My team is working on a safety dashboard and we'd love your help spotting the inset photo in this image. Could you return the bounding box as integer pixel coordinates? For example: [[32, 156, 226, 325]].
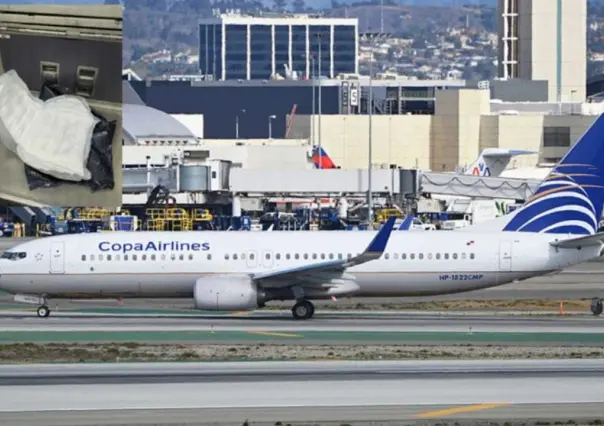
[[0, 4, 122, 208]]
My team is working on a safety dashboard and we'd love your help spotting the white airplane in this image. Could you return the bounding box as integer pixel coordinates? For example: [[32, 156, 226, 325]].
[[460, 148, 537, 177], [1, 117, 604, 320]]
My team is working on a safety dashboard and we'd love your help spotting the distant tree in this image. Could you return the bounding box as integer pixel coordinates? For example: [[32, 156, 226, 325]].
[[292, 0, 305, 12], [273, 0, 287, 11], [104, 0, 121, 4]]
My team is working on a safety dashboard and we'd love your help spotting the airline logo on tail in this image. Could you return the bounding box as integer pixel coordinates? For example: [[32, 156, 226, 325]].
[[312, 146, 337, 169], [472, 162, 491, 177], [502, 114, 604, 236]]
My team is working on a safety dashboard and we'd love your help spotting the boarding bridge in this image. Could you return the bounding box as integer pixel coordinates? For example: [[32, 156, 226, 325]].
[[123, 164, 542, 201], [419, 172, 541, 200]]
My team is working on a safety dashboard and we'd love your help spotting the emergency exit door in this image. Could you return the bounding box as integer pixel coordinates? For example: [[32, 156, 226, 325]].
[[498, 240, 512, 272], [50, 241, 65, 274]]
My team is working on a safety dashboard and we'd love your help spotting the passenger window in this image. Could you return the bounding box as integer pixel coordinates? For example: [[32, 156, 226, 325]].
[[427, 253, 433, 260], [394, 253, 399, 260], [124, 254, 128, 261], [265, 253, 271, 260], [179, 254, 184, 261], [233, 253, 238, 260], [249, 253, 254, 260], [116, 254, 121, 261], [338, 253, 343, 260], [286, 253, 291, 260], [304, 254, 309, 260], [294, 254, 299, 260], [207, 254, 212, 260], [81, 254, 86, 261], [347, 253, 352, 259], [241, 253, 246, 260], [470, 253, 475, 259], [188, 254, 193, 260], [99, 255, 104, 261], [453, 253, 458, 260], [436, 253, 441, 260], [170, 254, 175, 261], [151, 254, 156, 261], [18, 252, 26, 259], [329, 253, 334, 260], [444, 253, 449, 260], [321, 253, 326, 260], [276, 253, 281, 260], [142, 254, 147, 261], [133, 255, 138, 261], [419, 253, 424, 260], [402, 253, 406, 260], [410, 254, 415, 260], [161, 254, 166, 261], [312, 253, 317, 260], [91, 254, 95, 261], [225, 254, 230, 260], [384, 253, 390, 259], [107, 254, 112, 261], [462, 253, 467, 260]]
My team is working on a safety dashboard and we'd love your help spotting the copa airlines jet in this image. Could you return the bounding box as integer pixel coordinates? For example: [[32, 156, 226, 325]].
[[2, 117, 604, 320]]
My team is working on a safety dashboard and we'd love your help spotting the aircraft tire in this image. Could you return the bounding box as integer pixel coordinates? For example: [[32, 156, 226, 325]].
[[37, 306, 50, 318], [292, 300, 314, 320], [590, 298, 603, 316]]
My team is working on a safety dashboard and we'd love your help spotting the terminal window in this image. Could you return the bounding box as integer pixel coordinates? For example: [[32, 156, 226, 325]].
[[309, 25, 331, 78], [250, 25, 272, 79], [543, 126, 571, 147], [333, 25, 356, 75], [291, 25, 307, 77], [274, 25, 289, 76], [225, 24, 247, 80]]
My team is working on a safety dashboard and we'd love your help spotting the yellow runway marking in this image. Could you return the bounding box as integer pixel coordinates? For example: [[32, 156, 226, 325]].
[[414, 403, 510, 418], [247, 330, 302, 338]]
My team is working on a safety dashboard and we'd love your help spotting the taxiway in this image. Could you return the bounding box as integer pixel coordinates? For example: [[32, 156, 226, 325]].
[[0, 360, 603, 425]]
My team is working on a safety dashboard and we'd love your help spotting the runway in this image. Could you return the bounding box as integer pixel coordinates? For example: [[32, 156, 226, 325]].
[[0, 311, 602, 345], [1, 360, 604, 425]]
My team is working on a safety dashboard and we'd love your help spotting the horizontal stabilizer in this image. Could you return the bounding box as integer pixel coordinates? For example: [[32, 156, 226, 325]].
[[550, 232, 604, 249]]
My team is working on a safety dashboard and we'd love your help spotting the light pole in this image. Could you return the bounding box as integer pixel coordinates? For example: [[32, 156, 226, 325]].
[[268, 115, 276, 139], [316, 32, 323, 169], [236, 108, 246, 139], [309, 54, 316, 150]]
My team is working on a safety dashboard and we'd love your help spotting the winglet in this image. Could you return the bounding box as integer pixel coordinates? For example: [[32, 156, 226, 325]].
[[366, 216, 397, 253], [398, 215, 414, 231]]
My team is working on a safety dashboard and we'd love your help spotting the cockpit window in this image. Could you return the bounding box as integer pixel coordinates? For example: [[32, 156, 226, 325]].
[[1, 252, 26, 260]]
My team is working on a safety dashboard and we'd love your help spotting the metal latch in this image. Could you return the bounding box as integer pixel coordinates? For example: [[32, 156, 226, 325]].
[[75, 65, 98, 98], [40, 61, 60, 86]]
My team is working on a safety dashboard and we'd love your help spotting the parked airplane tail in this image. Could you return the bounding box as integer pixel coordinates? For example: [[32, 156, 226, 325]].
[[465, 148, 536, 177], [502, 114, 604, 236], [312, 146, 337, 169]]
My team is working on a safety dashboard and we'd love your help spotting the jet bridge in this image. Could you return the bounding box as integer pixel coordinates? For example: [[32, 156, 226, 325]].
[[420, 172, 541, 200]]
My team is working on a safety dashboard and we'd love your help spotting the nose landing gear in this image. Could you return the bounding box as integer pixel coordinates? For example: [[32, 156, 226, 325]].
[[36, 305, 51, 318], [591, 298, 603, 316]]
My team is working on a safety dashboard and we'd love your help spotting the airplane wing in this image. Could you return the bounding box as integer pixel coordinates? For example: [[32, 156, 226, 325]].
[[549, 232, 604, 249], [252, 216, 397, 288], [398, 215, 413, 230]]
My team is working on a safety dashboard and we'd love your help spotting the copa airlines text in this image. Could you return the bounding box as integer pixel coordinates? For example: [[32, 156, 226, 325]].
[[2, 114, 604, 319]]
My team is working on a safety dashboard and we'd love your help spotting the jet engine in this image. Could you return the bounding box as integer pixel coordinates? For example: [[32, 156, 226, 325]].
[[193, 275, 265, 311]]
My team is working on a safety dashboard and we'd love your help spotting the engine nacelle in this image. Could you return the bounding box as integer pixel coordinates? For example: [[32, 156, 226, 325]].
[[193, 274, 264, 311]]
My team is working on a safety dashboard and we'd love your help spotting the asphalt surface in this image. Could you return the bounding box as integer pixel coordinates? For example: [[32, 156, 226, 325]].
[[0, 361, 603, 425]]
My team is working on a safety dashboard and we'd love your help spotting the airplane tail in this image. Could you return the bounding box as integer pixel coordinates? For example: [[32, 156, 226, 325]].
[[501, 114, 604, 236], [465, 148, 536, 177], [312, 146, 337, 169]]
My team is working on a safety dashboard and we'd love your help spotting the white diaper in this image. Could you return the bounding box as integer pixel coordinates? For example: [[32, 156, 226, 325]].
[[0, 69, 98, 182]]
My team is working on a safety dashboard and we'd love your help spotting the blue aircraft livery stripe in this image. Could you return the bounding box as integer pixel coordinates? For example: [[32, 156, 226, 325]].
[[99, 241, 210, 253], [503, 114, 604, 236]]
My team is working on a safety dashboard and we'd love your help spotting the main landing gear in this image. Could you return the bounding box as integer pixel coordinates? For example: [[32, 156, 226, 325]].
[[292, 300, 315, 320], [37, 305, 51, 318], [591, 298, 603, 316]]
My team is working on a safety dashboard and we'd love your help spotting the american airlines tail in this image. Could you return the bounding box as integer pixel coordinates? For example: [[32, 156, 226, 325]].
[[476, 115, 604, 238], [464, 148, 536, 177]]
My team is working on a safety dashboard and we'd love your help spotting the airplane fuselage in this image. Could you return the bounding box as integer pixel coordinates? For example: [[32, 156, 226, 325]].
[[0, 230, 597, 299]]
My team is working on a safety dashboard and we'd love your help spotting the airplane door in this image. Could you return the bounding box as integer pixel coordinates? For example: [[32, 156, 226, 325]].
[[262, 250, 274, 268], [246, 250, 257, 268], [498, 240, 512, 272], [50, 241, 65, 274]]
